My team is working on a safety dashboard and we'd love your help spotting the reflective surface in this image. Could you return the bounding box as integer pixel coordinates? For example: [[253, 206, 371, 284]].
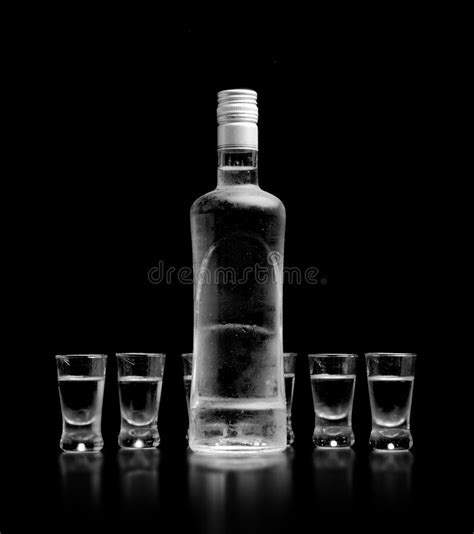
[[59, 452, 104, 519], [313, 448, 355, 513], [118, 450, 160, 519], [0, 446, 465, 532], [369, 450, 414, 511], [188, 452, 293, 534]]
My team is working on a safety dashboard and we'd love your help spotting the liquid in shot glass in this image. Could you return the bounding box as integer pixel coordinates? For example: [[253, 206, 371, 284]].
[[117, 353, 166, 449], [308, 354, 357, 448], [56, 354, 107, 452], [366, 352, 416, 451]]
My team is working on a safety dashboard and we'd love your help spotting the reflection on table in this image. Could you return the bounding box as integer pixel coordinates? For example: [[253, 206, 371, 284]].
[[188, 451, 294, 534], [58, 452, 104, 519], [369, 451, 414, 512], [54, 447, 417, 529], [118, 449, 160, 519], [313, 448, 355, 512]]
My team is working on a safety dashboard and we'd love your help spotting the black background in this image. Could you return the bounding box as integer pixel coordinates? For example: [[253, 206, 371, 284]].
[[2, 12, 465, 533]]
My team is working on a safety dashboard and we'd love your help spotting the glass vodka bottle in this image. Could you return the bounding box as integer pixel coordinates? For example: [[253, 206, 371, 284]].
[[189, 89, 287, 454]]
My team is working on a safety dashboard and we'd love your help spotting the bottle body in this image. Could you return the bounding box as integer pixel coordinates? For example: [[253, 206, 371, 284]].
[[189, 155, 286, 453]]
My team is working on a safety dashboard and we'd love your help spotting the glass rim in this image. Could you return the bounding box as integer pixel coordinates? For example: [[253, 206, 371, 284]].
[[55, 353, 107, 359], [365, 352, 416, 357], [308, 353, 358, 358], [283, 352, 297, 357], [181, 353, 193, 357], [116, 352, 166, 358]]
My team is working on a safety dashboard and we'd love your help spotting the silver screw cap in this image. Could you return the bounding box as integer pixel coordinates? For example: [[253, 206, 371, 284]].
[[217, 89, 258, 124]]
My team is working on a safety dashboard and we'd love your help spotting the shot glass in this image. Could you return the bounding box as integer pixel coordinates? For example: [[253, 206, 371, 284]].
[[308, 354, 357, 448], [366, 352, 416, 451], [284, 353, 297, 445], [56, 354, 107, 452], [117, 353, 166, 449], [182, 353, 193, 420]]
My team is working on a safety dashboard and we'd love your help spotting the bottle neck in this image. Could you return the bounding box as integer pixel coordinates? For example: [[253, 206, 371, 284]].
[[217, 149, 259, 187]]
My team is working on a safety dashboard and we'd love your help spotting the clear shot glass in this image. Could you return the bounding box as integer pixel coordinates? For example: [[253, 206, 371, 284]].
[[182, 353, 193, 421], [182, 353, 193, 440], [366, 352, 416, 451], [308, 354, 357, 448], [283, 353, 297, 445], [56, 354, 107, 452], [117, 353, 166, 449]]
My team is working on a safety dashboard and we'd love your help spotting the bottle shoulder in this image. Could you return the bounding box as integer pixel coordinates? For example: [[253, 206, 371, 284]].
[[191, 185, 285, 217]]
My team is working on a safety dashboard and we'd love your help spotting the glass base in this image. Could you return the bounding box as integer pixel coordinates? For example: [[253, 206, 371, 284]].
[[60, 430, 103, 452], [189, 445, 287, 455], [313, 426, 354, 448], [189, 438, 287, 455], [184, 430, 295, 449], [370, 429, 412, 451], [118, 428, 159, 449]]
